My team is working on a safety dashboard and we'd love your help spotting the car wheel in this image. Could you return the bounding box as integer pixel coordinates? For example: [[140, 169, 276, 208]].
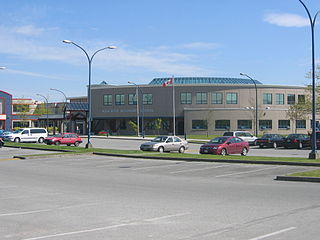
[[259, 144, 264, 148], [273, 142, 277, 149], [38, 137, 44, 143], [74, 142, 80, 147], [298, 142, 303, 149], [221, 148, 227, 156], [241, 147, 248, 156], [54, 141, 61, 146], [178, 146, 185, 153], [158, 146, 164, 153], [67, 144, 71, 146], [14, 137, 20, 143]]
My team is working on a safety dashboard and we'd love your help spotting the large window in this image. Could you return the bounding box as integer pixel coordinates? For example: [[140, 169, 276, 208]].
[[296, 120, 306, 129], [226, 93, 237, 104], [212, 92, 223, 104], [143, 93, 153, 105], [192, 120, 207, 130], [287, 94, 295, 105], [259, 120, 272, 130], [276, 93, 284, 105], [180, 92, 192, 104], [237, 120, 252, 130], [196, 92, 207, 104], [103, 94, 112, 106], [263, 93, 272, 104], [215, 120, 230, 130], [128, 94, 137, 105], [115, 94, 125, 105], [278, 120, 290, 129]]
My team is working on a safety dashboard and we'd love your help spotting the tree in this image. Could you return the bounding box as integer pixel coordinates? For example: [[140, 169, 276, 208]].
[[286, 103, 308, 133], [154, 118, 162, 135], [128, 120, 138, 135]]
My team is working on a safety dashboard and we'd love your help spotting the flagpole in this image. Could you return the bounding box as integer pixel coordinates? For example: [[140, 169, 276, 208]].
[[172, 75, 176, 136]]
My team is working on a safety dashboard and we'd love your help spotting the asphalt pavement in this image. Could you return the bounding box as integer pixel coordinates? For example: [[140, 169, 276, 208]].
[[0, 154, 319, 240]]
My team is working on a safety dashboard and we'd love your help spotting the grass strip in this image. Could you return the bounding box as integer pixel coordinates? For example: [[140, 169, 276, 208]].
[[288, 169, 320, 177]]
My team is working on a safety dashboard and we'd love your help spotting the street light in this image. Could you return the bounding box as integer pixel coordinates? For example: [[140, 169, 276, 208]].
[[36, 94, 49, 131], [128, 81, 140, 137], [298, 0, 319, 159], [63, 40, 116, 148], [240, 73, 258, 136], [50, 88, 68, 133]]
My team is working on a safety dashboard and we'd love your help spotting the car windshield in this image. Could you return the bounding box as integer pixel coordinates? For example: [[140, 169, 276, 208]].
[[223, 132, 233, 136], [209, 137, 228, 144], [152, 136, 168, 142], [13, 129, 23, 134], [261, 134, 273, 138], [53, 134, 62, 138]]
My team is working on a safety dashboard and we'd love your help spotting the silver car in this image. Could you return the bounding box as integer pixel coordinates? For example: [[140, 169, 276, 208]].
[[140, 136, 188, 153]]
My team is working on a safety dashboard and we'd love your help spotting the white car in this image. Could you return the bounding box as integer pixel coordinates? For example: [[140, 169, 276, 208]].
[[223, 131, 257, 145], [6, 128, 48, 143], [140, 136, 188, 153]]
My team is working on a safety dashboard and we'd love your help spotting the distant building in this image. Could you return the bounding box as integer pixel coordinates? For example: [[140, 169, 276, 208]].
[[0, 90, 12, 130]]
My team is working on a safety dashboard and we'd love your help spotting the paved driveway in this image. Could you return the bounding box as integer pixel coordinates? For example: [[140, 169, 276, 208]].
[[0, 154, 319, 240], [0, 146, 59, 160]]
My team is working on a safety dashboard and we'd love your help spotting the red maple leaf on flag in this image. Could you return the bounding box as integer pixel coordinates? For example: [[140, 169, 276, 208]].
[[163, 77, 174, 87]]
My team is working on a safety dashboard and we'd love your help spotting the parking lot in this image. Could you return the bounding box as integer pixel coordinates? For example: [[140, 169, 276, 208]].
[[1, 154, 320, 239]]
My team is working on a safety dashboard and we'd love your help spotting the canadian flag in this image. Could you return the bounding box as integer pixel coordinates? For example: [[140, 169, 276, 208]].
[[163, 77, 174, 87]]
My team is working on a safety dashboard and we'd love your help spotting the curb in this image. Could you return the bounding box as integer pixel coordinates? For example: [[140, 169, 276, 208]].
[[275, 176, 320, 183], [4, 145, 75, 153], [92, 152, 320, 167]]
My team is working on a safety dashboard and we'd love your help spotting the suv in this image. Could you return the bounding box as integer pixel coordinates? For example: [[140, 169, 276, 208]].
[[223, 131, 257, 145], [6, 128, 48, 143]]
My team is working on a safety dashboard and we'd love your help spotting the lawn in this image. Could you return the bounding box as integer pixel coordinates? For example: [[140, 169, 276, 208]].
[[288, 169, 320, 178]]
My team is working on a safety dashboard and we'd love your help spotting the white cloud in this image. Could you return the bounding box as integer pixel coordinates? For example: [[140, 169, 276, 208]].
[[264, 13, 309, 27], [14, 25, 44, 36], [179, 42, 220, 50]]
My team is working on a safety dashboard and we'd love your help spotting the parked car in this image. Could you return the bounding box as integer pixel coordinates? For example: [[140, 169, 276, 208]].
[[256, 134, 286, 148], [223, 131, 257, 145], [283, 134, 310, 149], [6, 128, 48, 143], [199, 136, 249, 156], [140, 136, 188, 153], [0, 137, 4, 148], [0, 130, 12, 139], [44, 133, 82, 146]]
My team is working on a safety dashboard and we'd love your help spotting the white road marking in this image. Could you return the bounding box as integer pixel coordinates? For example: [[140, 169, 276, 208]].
[[215, 166, 281, 178], [170, 164, 231, 174], [21, 212, 190, 240], [248, 227, 296, 240]]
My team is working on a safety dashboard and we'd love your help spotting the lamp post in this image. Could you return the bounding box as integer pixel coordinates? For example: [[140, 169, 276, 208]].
[[63, 40, 116, 148], [50, 88, 68, 133], [36, 94, 49, 131], [240, 73, 258, 136], [128, 81, 140, 136], [298, 0, 319, 159]]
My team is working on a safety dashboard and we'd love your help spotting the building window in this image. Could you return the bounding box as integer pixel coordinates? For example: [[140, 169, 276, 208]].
[[143, 93, 153, 105], [192, 120, 207, 130], [180, 92, 192, 104], [226, 93, 237, 104], [298, 95, 305, 104], [296, 120, 306, 129], [212, 92, 223, 104], [259, 120, 272, 130], [238, 120, 252, 130], [196, 92, 207, 104], [119, 119, 126, 130], [276, 93, 284, 105], [215, 120, 230, 130], [128, 94, 137, 105], [115, 94, 125, 105], [103, 94, 112, 106], [287, 94, 295, 105], [278, 120, 290, 129], [263, 93, 272, 104]]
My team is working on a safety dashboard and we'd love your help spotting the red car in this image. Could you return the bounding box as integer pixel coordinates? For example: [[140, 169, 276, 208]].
[[44, 133, 82, 146], [199, 136, 249, 156]]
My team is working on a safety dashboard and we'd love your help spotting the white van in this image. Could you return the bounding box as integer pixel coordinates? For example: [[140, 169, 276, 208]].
[[223, 131, 257, 145], [7, 128, 48, 143]]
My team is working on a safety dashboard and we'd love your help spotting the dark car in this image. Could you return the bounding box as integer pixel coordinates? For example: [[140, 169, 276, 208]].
[[199, 136, 249, 156], [44, 133, 82, 146], [0, 137, 4, 148], [256, 134, 285, 148], [283, 134, 310, 149]]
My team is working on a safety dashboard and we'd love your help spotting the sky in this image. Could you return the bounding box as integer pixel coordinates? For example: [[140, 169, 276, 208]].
[[0, 0, 319, 102]]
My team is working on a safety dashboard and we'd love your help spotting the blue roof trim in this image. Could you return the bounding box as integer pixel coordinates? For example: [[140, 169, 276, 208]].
[[149, 77, 262, 85]]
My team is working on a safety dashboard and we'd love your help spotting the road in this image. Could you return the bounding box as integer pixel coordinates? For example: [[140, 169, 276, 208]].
[[80, 137, 311, 158], [0, 154, 319, 239]]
